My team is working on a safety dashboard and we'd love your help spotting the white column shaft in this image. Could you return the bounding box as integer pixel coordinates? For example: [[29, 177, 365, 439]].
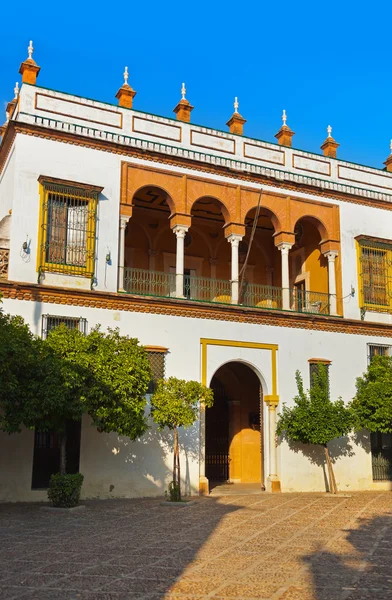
[[279, 243, 292, 310], [228, 235, 242, 304], [327, 252, 338, 315], [268, 405, 277, 478], [174, 226, 188, 298], [118, 217, 129, 291]]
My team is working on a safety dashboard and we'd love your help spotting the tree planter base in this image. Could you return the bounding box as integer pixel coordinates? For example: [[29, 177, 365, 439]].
[[40, 505, 86, 513], [160, 500, 196, 507]]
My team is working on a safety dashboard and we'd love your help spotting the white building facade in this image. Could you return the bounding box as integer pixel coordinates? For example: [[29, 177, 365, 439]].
[[1, 45, 392, 501]]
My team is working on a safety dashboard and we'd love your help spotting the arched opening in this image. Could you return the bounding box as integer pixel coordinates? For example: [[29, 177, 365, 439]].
[[206, 362, 264, 489], [186, 197, 231, 302], [290, 217, 329, 313], [125, 186, 175, 296], [240, 208, 281, 309]]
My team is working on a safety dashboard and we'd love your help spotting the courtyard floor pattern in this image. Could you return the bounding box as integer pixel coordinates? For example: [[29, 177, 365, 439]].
[[0, 492, 392, 600]]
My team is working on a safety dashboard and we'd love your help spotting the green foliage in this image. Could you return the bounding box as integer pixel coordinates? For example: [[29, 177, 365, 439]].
[[47, 473, 84, 508], [45, 325, 152, 440], [151, 377, 214, 430], [351, 355, 392, 433], [0, 311, 71, 434], [166, 480, 181, 502], [277, 364, 353, 445]]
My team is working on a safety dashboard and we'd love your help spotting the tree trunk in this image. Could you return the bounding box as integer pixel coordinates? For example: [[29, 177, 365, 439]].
[[59, 432, 67, 476], [323, 443, 338, 494]]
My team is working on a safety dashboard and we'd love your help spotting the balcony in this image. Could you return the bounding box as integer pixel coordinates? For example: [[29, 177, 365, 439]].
[[122, 268, 332, 316]]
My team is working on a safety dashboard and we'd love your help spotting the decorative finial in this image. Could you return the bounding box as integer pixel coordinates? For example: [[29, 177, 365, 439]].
[[327, 125, 332, 138], [14, 82, 19, 99], [28, 40, 33, 60], [123, 67, 129, 86], [5, 111, 10, 123], [390, 140, 392, 155], [181, 82, 186, 100], [282, 109, 287, 126], [234, 97, 239, 114]]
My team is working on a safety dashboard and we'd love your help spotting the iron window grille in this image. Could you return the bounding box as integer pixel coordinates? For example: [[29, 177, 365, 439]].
[[371, 432, 392, 481], [147, 351, 166, 394], [367, 344, 392, 364], [38, 178, 100, 278], [358, 239, 392, 313], [41, 314, 88, 339]]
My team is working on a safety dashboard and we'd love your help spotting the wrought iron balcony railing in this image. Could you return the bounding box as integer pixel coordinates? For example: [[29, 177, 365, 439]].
[[122, 268, 333, 316]]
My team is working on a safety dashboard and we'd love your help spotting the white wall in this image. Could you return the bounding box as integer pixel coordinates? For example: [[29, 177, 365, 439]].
[[0, 145, 16, 219], [7, 135, 120, 293], [1, 296, 391, 500]]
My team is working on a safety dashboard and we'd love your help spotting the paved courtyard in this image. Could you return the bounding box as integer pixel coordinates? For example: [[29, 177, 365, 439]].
[[1, 492, 392, 600]]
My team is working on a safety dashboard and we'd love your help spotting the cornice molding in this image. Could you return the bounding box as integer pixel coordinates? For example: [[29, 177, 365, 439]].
[[2, 120, 392, 212], [1, 280, 392, 337]]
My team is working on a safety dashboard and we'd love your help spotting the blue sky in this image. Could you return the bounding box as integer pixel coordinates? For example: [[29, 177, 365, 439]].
[[1, 0, 392, 170]]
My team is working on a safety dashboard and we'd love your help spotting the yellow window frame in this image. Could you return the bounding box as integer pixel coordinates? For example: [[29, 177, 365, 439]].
[[356, 239, 392, 313], [37, 179, 100, 278]]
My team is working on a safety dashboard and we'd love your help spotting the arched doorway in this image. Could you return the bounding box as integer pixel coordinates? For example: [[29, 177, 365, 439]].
[[205, 362, 264, 488]]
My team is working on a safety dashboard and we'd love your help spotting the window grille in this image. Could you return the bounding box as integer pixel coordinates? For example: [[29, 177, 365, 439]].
[[147, 351, 166, 394], [41, 314, 88, 339], [38, 178, 99, 277], [367, 344, 391, 364], [358, 240, 392, 313], [371, 432, 392, 481], [309, 361, 330, 396]]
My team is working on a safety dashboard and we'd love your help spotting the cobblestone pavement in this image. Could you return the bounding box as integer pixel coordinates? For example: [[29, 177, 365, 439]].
[[1, 492, 392, 600]]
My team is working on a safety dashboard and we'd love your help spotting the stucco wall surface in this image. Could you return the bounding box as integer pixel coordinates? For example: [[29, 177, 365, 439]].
[[1, 297, 391, 501]]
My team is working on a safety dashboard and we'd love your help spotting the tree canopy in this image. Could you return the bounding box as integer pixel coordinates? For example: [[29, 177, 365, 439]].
[[44, 325, 152, 439], [277, 365, 352, 445], [351, 355, 392, 433], [151, 377, 214, 431]]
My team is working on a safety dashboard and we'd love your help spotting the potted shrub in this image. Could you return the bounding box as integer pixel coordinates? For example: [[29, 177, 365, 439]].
[[47, 473, 84, 508]]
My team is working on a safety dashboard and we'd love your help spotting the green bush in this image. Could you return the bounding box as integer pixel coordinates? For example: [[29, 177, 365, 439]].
[[47, 473, 84, 508], [167, 480, 181, 502]]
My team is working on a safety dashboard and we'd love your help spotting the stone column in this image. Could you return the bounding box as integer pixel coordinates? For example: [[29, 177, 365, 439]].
[[173, 225, 189, 298], [199, 403, 209, 495], [118, 216, 130, 292], [325, 251, 338, 316], [228, 234, 243, 304], [266, 402, 280, 492], [278, 243, 293, 310]]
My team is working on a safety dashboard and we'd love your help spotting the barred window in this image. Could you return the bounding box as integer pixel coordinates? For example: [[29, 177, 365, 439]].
[[368, 344, 391, 364], [38, 176, 102, 277], [309, 360, 330, 395], [358, 239, 392, 312], [146, 347, 167, 394], [41, 314, 87, 339]]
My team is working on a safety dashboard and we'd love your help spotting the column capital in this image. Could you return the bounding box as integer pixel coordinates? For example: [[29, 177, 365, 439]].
[[264, 394, 279, 406], [209, 257, 219, 266], [148, 248, 159, 257], [173, 224, 189, 238], [277, 242, 293, 254], [324, 250, 339, 261], [227, 233, 243, 247], [119, 215, 130, 229]]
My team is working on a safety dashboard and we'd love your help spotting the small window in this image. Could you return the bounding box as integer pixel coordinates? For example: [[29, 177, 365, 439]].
[[38, 176, 102, 277], [357, 238, 392, 313], [32, 419, 81, 489], [146, 348, 167, 394], [309, 360, 330, 395], [371, 432, 392, 481], [41, 314, 87, 339], [368, 344, 391, 364]]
